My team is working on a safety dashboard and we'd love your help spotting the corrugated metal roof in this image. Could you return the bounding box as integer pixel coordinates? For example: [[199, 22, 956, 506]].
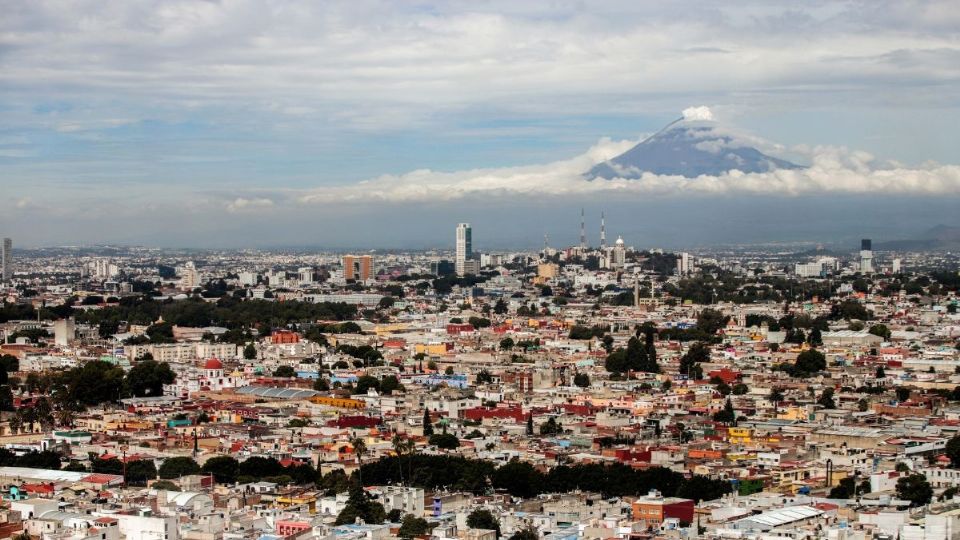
[[737, 505, 822, 528]]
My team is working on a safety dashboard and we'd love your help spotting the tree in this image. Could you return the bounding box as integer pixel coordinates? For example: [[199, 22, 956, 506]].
[[201, 456, 239, 484], [159, 456, 200, 479], [508, 526, 538, 540], [125, 360, 176, 397], [354, 375, 381, 395], [335, 483, 386, 525], [422, 410, 433, 436], [876, 365, 886, 378], [59, 360, 127, 406], [526, 414, 533, 436], [476, 370, 494, 385], [351, 437, 367, 486], [869, 324, 892, 340], [429, 433, 460, 450], [125, 460, 158, 486], [794, 349, 827, 375], [397, 514, 431, 538], [499, 337, 514, 350], [769, 387, 785, 404], [946, 435, 960, 467], [573, 373, 590, 388], [152, 479, 181, 491], [468, 316, 491, 329], [380, 375, 403, 395], [243, 343, 257, 360], [817, 388, 836, 409], [896, 474, 933, 507], [829, 476, 870, 499], [679, 342, 710, 377], [466, 509, 501, 538], [713, 399, 736, 425], [895, 386, 911, 402], [539, 417, 562, 435], [273, 365, 296, 378], [808, 327, 823, 347], [731, 383, 749, 396]]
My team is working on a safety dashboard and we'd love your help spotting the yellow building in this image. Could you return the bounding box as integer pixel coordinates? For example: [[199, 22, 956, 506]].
[[727, 427, 754, 444], [414, 343, 451, 356], [308, 396, 366, 409], [275, 493, 318, 513], [537, 263, 559, 279]]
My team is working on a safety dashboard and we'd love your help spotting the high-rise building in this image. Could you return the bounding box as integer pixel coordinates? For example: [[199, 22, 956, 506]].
[[859, 238, 874, 274], [297, 267, 315, 285], [892, 258, 902, 274], [600, 212, 606, 250], [1, 237, 11, 282], [179, 261, 200, 290], [677, 252, 692, 275], [611, 236, 626, 268], [54, 318, 76, 347], [579, 208, 586, 249], [342, 255, 374, 282], [455, 223, 473, 276]]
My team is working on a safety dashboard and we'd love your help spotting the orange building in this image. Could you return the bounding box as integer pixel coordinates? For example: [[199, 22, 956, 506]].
[[271, 330, 301, 344], [342, 255, 374, 281]]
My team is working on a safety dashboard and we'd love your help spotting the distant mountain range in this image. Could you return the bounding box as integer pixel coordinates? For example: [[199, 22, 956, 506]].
[[876, 225, 960, 251], [587, 108, 802, 179]]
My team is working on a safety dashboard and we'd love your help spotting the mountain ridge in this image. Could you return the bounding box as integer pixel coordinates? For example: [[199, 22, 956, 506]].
[[587, 108, 803, 179]]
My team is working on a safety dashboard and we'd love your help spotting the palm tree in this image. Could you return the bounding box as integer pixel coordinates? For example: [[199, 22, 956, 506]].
[[392, 434, 406, 484], [403, 438, 417, 482], [56, 407, 75, 428], [9, 411, 23, 435], [351, 437, 367, 486]]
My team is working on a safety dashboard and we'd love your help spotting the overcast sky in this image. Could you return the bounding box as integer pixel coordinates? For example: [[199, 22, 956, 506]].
[[1, 0, 959, 248]]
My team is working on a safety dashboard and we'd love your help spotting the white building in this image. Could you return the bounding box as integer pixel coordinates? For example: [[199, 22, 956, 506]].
[[456, 223, 473, 276], [54, 318, 76, 347], [179, 261, 200, 291]]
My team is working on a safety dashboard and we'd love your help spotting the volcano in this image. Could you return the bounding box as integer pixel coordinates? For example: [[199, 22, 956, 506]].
[[587, 107, 803, 179]]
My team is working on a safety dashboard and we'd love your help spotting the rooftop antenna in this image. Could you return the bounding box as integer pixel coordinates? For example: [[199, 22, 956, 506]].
[[600, 212, 607, 250], [543, 233, 549, 252], [580, 208, 586, 249]]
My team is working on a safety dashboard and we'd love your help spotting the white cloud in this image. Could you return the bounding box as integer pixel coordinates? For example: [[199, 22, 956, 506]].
[[295, 138, 960, 204], [682, 106, 715, 121], [2, 1, 958, 133], [226, 197, 275, 212]]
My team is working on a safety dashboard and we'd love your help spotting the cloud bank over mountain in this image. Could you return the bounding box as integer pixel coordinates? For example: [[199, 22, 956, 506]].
[[293, 137, 960, 206]]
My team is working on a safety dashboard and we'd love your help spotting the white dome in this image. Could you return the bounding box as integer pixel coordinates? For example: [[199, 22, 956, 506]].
[[615, 236, 625, 246]]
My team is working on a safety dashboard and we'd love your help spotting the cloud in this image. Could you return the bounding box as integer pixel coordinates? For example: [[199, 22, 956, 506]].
[[682, 106, 715, 121], [295, 138, 960, 205], [2, 1, 959, 135], [225, 197, 275, 212]]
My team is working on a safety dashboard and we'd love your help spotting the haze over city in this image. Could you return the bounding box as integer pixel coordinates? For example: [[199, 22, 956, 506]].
[[2, 0, 959, 248]]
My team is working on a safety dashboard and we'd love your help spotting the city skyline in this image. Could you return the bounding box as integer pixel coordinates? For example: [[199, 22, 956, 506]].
[[2, 1, 959, 247]]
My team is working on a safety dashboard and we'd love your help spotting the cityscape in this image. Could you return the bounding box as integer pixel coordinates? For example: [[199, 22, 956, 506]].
[[2, 2, 960, 540]]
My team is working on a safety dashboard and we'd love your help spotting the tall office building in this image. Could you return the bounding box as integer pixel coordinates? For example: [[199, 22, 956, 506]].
[[54, 318, 76, 347], [859, 238, 874, 274], [677, 252, 691, 275], [455, 223, 473, 276], [1, 237, 11, 282], [342, 255, 374, 282], [179, 261, 200, 290]]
